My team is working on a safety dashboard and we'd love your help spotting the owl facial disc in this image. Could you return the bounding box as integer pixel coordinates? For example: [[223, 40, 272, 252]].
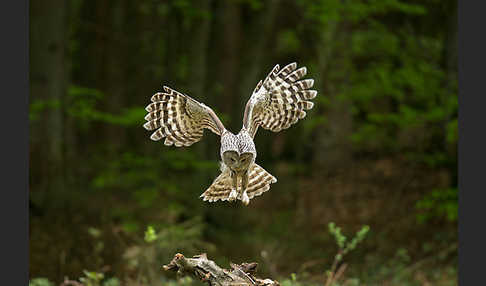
[[222, 151, 254, 173]]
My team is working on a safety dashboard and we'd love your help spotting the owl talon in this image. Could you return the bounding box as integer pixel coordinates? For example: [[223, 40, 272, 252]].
[[241, 191, 250, 206], [229, 188, 237, 201]]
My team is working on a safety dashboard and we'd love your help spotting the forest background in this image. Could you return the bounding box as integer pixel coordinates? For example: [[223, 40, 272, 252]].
[[29, 0, 457, 285]]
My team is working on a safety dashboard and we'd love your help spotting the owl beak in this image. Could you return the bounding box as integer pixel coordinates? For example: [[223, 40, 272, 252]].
[[231, 166, 241, 172]]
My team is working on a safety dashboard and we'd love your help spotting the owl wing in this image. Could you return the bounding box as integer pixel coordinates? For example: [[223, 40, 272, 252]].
[[242, 62, 317, 138], [143, 86, 226, 147]]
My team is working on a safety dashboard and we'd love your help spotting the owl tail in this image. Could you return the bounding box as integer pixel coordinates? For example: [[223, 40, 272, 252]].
[[200, 163, 277, 204]]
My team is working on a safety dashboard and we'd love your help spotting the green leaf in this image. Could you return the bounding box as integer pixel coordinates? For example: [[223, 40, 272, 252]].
[[144, 225, 158, 243]]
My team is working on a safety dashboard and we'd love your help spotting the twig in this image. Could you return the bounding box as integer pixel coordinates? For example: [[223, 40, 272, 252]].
[[399, 243, 458, 275], [60, 277, 84, 286], [298, 258, 327, 273], [332, 263, 348, 283], [325, 250, 342, 286]]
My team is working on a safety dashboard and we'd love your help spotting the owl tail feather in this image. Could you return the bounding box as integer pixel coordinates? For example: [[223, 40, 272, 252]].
[[200, 163, 277, 204]]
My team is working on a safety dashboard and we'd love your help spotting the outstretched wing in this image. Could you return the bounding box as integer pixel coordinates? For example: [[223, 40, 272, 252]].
[[143, 86, 226, 147], [243, 62, 317, 138]]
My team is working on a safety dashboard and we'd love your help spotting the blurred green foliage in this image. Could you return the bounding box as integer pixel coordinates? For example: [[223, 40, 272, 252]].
[[416, 188, 458, 223], [328, 223, 369, 259], [144, 226, 158, 243], [66, 85, 146, 128], [29, 278, 54, 286]]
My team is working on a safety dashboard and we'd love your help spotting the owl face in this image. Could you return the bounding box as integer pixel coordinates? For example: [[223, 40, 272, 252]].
[[222, 151, 254, 173]]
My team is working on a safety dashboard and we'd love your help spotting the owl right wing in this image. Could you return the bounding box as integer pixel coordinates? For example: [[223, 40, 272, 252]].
[[242, 62, 317, 138], [143, 86, 226, 147]]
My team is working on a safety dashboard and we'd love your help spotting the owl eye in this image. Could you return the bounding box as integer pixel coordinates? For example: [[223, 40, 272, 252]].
[[231, 158, 236, 163], [241, 158, 246, 162]]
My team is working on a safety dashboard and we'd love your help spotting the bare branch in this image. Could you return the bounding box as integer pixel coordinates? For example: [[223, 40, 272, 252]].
[[60, 277, 84, 286], [163, 253, 279, 286]]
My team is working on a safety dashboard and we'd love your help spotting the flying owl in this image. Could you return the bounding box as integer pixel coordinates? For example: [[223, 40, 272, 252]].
[[143, 62, 317, 205]]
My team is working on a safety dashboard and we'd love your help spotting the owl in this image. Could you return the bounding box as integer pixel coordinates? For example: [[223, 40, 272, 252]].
[[143, 62, 317, 205]]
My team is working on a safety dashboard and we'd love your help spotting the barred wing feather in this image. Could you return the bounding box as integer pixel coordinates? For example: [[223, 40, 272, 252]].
[[243, 62, 317, 138], [143, 86, 225, 147]]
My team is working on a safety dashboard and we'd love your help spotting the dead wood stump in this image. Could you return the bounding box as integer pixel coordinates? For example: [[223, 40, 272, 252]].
[[163, 253, 279, 286]]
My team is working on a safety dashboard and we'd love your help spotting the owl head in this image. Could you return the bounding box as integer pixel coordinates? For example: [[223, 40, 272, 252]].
[[220, 132, 255, 173], [222, 151, 254, 173]]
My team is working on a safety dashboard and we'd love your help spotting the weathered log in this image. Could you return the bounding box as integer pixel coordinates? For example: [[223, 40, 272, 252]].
[[163, 253, 279, 286]]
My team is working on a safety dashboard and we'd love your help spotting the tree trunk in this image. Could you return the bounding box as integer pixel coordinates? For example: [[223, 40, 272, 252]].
[[188, 1, 212, 98], [188, 0, 214, 190], [237, 0, 279, 118], [30, 0, 68, 202], [104, 0, 127, 155], [443, 0, 458, 185], [219, 1, 242, 131], [313, 20, 353, 170]]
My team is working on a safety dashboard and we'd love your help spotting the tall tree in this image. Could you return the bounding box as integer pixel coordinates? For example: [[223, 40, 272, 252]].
[[30, 0, 69, 201], [219, 0, 242, 131], [311, 3, 353, 171], [188, 0, 214, 195], [237, 0, 279, 116], [104, 0, 128, 154]]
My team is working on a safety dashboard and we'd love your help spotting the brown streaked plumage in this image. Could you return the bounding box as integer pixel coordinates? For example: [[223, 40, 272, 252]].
[[143, 62, 317, 205], [200, 162, 277, 203]]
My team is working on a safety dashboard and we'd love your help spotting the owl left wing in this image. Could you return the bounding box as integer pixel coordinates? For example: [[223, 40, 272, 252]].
[[143, 86, 226, 147], [242, 62, 317, 138]]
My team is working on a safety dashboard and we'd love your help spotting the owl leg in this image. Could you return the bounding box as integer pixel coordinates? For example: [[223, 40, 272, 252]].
[[241, 170, 249, 191], [228, 170, 238, 201], [241, 170, 250, 206], [241, 190, 250, 206]]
